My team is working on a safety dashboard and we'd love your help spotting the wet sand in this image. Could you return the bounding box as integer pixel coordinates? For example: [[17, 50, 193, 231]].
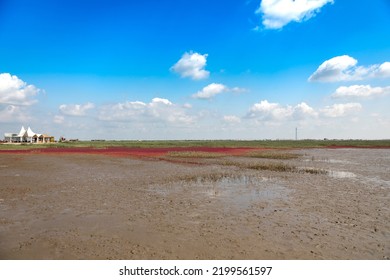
[[0, 148, 389, 259]]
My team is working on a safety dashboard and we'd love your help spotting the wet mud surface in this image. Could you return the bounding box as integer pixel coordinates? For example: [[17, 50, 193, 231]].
[[0, 148, 389, 259]]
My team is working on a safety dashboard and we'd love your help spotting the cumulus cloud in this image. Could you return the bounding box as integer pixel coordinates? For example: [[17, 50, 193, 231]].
[[171, 52, 209, 80], [320, 103, 362, 118], [149, 97, 172, 106], [247, 100, 317, 121], [309, 55, 390, 82], [192, 83, 247, 100], [59, 102, 95, 116], [331, 85, 390, 99], [192, 83, 227, 99], [98, 97, 194, 124], [247, 100, 362, 122], [292, 102, 318, 119], [376, 62, 390, 78], [257, 0, 333, 29], [0, 73, 39, 105], [248, 100, 292, 120], [0, 104, 30, 123]]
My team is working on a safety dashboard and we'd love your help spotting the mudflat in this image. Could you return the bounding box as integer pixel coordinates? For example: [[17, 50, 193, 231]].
[[0, 148, 389, 259]]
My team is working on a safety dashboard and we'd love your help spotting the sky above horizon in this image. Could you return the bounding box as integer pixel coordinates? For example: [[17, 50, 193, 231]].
[[1, 0, 390, 140]]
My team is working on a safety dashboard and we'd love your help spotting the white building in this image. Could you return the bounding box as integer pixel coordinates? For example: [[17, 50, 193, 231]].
[[4, 126, 54, 143]]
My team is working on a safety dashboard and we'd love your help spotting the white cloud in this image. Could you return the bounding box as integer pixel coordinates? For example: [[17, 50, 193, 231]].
[[192, 83, 247, 100], [223, 115, 241, 123], [247, 100, 363, 121], [309, 55, 359, 82], [309, 55, 390, 82], [149, 97, 172, 106], [331, 85, 390, 98], [0, 104, 30, 123], [248, 100, 287, 119], [320, 103, 362, 118], [98, 97, 194, 124], [230, 87, 248, 94], [171, 52, 209, 80], [0, 73, 39, 105], [257, 0, 333, 29], [192, 83, 227, 99], [247, 100, 317, 121], [293, 102, 318, 119], [376, 62, 390, 78], [59, 102, 95, 116]]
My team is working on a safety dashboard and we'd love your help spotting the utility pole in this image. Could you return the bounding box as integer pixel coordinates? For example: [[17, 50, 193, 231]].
[[295, 127, 298, 141]]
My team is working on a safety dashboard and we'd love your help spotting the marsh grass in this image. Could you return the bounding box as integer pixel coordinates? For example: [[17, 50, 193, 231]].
[[222, 160, 327, 175], [166, 151, 227, 158], [178, 173, 233, 183], [223, 161, 293, 172], [300, 168, 328, 175], [243, 151, 301, 160], [172, 162, 327, 186]]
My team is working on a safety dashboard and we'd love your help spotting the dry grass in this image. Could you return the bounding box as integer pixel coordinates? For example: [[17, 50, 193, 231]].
[[166, 151, 227, 158], [243, 150, 301, 160]]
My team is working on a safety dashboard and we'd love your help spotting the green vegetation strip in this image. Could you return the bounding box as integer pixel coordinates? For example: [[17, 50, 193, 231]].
[[1, 139, 390, 150]]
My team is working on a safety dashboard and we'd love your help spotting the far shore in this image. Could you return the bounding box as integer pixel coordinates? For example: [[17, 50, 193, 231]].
[[1, 139, 390, 150]]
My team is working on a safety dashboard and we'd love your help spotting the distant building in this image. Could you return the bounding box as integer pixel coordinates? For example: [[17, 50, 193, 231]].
[[4, 126, 54, 143]]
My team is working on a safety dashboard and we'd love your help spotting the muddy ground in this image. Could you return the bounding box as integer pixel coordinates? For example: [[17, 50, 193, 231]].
[[0, 148, 389, 259]]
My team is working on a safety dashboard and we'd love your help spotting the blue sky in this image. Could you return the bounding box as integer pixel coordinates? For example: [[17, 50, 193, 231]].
[[1, 0, 389, 140]]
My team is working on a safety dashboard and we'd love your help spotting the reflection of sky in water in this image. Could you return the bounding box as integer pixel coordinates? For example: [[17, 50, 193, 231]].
[[195, 175, 290, 210], [300, 149, 390, 188], [329, 171, 356, 178], [328, 170, 390, 187], [304, 158, 354, 164]]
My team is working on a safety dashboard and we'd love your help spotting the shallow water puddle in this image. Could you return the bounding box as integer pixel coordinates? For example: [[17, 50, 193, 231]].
[[303, 158, 353, 164], [192, 175, 289, 210], [328, 171, 356, 178], [151, 175, 290, 210]]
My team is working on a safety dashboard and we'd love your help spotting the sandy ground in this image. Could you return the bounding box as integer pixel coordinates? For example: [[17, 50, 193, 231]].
[[0, 148, 389, 259]]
